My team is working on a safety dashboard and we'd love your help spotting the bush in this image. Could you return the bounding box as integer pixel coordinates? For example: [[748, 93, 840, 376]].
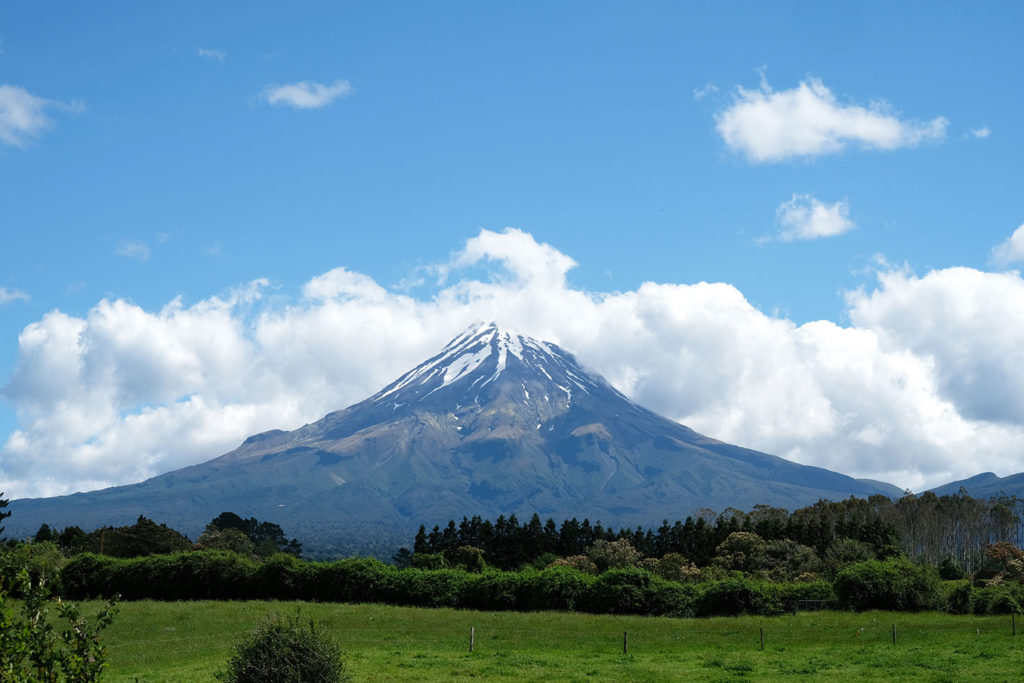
[[0, 568, 118, 682], [945, 581, 975, 614], [834, 558, 942, 611], [972, 584, 1023, 615], [0, 541, 67, 594], [216, 613, 349, 683], [695, 576, 779, 616]]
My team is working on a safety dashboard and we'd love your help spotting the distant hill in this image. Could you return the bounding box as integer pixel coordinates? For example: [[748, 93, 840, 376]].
[[8, 323, 902, 556], [930, 472, 1024, 499]]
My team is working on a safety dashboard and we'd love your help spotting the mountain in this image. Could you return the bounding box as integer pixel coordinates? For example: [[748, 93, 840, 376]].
[[930, 472, 1024, 499], [7, 323, 900, 556]]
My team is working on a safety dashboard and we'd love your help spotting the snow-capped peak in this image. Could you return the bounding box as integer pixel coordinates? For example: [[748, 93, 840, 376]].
[[370, 322, 605, 406]]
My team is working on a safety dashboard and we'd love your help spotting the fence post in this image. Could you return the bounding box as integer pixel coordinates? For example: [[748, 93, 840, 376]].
[[892, 624, 896, 645], [469, 626, 474, 653], [760, 626, 764, 651], [1013, 612, 1017, 636], [623, 630, 628, 654]]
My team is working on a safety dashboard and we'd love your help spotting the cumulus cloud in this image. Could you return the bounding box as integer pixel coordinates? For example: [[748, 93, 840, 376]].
[[715, 76, 948, 162], [991, 223, 1024, 266], [771, 194, 854, 241], [260, 79, 353, 109], [0, 287, 30, 304], [4, 228, 1024, 499], [971, 127, 991, 139], [196, 47, 226, 63], [116, 241, 150, 263]]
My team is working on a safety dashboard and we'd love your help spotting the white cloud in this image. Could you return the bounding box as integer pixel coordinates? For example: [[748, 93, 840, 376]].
[[196, 47, 226, 63], [772, 194, 854, 241], [971, 127, 991, 139], [260, 80, 353, 109], [715, 76, 948, 162], [0, 85, 53, 147], [0, 287, 29, 304], [116, 241, 150, 263], [991, 223, 1024, 266], [4, 228, 1024, 499]]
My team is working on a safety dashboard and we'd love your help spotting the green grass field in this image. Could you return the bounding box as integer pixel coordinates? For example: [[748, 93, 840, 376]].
[[93, 601, 1024, 681]]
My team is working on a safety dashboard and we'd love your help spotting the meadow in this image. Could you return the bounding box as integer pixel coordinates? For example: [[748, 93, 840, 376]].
[[95, 601, 1024, 681]]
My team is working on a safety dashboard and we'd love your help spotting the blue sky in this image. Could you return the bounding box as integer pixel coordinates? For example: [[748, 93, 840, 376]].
[[2, 2, 1023, 499]]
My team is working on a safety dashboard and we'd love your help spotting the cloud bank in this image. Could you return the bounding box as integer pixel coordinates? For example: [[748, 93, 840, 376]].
[[715, 77, 948, 163], [3, 228, 1024, 499]]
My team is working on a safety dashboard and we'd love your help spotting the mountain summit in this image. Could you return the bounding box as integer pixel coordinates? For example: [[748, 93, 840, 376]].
[[8, 323, 898, 554]]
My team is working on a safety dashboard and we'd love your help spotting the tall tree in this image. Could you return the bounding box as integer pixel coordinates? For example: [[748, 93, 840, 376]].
[[0, 491, 10, 538]]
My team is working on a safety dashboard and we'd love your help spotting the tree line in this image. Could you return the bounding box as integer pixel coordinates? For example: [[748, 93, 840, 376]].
[[410, 491, 1022, 574]]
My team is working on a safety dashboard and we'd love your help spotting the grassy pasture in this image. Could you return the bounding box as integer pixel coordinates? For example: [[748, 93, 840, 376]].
[[95, 601, 1024, 681]]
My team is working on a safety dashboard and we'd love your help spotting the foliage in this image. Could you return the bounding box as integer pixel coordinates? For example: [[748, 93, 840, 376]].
[[197, 528, 255, 556], [938, 556, 966, 580], [414, 492, 1019, 575], [453, 545, 486, 572], [983, 541, 1024, 582], [648, 552, 701, 582], [410, 553, 448, 570], [205, 512, 303, 559], [0, 569, 118, 682], [86, 516, 193, 557], [545, 555, 597, 574], [713, 532, 765, 572], [834, 558, 943, 611], [0, 541, 68, 592], [215, 612, 348, 683], [0, 491, 9, 538], [586, 538, 641, 571]]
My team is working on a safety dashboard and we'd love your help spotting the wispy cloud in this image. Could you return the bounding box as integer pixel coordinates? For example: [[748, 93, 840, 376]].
[[260, 79, 353, 109], [116, 241, 150, 263], [991, 223, 1024, 266], [971, 127, 991, 139], [196, 47, 226, 63], [693, 83, 718, 100], [715, 75, 948, 163], [0, 286, 29, 304], [770, 194, 854, 241]]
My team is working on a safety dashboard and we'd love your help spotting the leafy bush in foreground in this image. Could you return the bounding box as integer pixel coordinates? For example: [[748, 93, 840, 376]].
[[0, 569, 118, 682], [216, 613, 348, 683]]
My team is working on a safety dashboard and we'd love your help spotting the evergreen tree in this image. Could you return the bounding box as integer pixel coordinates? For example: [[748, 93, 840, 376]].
[[0, 492, 10, 538]]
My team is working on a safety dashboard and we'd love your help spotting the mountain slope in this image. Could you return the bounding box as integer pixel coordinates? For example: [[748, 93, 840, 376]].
[[8, 323, 899, 554]]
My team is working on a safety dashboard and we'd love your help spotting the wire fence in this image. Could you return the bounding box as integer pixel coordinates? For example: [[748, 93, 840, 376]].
[[105, 613, 1024, 656]]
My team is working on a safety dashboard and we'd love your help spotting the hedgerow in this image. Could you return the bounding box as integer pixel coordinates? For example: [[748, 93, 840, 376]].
[[59, 552, 843, 617]]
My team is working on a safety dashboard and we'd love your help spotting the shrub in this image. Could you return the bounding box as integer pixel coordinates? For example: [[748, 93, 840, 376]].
[[0, 541, 67, 594], [945, 581, 974, 614], [0, 568, 118, 682], [972, 584, 1023, 615], [695, 576, 781, 616], [834, 558, 942, 611], [216, 613, 349, 683], [522, 566, 595, 611]]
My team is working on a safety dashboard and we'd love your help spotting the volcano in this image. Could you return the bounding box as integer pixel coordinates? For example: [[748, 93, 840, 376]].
[[7, 323, 899, 555]]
